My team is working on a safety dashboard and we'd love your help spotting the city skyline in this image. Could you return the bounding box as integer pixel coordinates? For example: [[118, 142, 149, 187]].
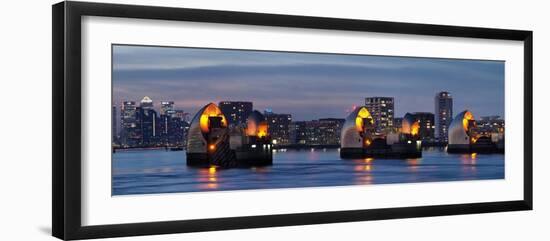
[[113, 45, 505, 121], [113, 96, 501, 123]]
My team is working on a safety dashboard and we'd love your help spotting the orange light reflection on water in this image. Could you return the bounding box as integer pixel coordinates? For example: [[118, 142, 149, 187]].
[[354, 163, 373, 172], [460, 153, 477, 172], [356, 174, 373, 185], [406, 158, 421, 172], [354, 158, 374, 184], [198, 166, 219, 189]]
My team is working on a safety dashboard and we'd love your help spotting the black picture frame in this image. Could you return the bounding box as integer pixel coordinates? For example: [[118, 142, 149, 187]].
[[52, 1, 533, 240]]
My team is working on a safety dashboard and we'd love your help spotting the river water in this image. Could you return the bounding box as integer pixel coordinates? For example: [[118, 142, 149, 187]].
[[112, 148, 504, 195]]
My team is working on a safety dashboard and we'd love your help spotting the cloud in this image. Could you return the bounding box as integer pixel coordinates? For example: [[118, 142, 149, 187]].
[[112, 45, 504, 121]]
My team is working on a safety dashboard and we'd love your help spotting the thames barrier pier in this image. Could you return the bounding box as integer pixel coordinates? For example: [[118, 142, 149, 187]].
[[186, 103, 272, 168], [447, 110, 504, 153], [340, 106, 421, 159], [185, 103, 503, 167]]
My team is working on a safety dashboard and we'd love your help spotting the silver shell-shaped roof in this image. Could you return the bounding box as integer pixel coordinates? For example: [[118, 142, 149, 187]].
[[448, 110, 474, 145], [186, 103, 227, 153], [341, 106, 373, 148]]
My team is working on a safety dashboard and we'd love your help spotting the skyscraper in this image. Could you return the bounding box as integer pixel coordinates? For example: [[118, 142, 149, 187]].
[[136, 108, 158, 146], [120, 101, 138, 147], [365, 97, 395, 133], [140, 96, 154, 110], [159, 101, 176, 144], [218, 101, 253, 126], [112, 105, 117, 143], [159, 111, 171, 144], [174, 110, 190, 123], [160, 101, 174, 116], [168, 114, 190, 147], [435, 91, 453, 142]]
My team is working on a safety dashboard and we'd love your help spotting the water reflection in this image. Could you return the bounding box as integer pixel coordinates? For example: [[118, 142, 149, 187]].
[[112, 148, 504, 195], [352, 157, 374, 184], [198, 166, 219, 189], [307, 149, 320, 160], [354, 164, 372, 172], [406, 158, 421, 172], [356, 174, 374, 185], [460, 153, 477, 173], [251, 166, 269, 173]]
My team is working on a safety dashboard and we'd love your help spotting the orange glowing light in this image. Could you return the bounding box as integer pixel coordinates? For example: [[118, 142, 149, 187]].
[[364, 165, 372, 171], [364, 139, 372, 146], [245, 121, 257, 136], [199, 103, 227, 133], [471, 153, 477, 159], [411, 121, 420, 136], [209, 144, 215, 151], [364, 158, 373, 163], [401, 114, 419, 136], [257, 122, 268, 138], [355, 107, 373, 132], [208, 166, 217, 174], [246, 119, 268, 138], [462, 111, 474, 131]]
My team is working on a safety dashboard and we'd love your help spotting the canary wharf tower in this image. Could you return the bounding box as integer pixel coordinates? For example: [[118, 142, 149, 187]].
[[435, 91, 453, 142]]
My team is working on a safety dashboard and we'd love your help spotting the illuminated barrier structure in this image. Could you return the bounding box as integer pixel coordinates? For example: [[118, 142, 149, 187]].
[[401, 113, 421, 141], [186, 103, 236, 167], [388, 113, 423, 157], [186, 104, 272, 168], [340, 106, 377, 158], [384, 113, 422, 157], [340, 106, 421, 158], [233, 110, 272, 166], [447, 110, 499, 153]]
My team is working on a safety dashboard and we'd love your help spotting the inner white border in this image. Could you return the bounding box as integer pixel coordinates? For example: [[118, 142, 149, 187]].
[[82, 16, 524, 226]]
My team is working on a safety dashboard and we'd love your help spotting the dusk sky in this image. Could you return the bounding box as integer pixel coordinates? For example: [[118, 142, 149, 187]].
[[112, 45, 504, 121]]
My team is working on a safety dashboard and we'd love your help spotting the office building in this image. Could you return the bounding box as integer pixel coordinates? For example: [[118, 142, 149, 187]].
[[290, 121, 307, 145], [365, 97, 395, 133], [136, 107, 158, 146], [219, 101, 253, 126], [160, 101, 175, 116], [477, 116, 505, 134], [120, 101, 138, 146], [412, 112, 435, 141], [318, 118, 345, 145], [435, 91, 453, 142], [140, 96, 154, 110], [265, 112, 292, 145], [393, 117, 403, 133], [112, 105, 117, 143]]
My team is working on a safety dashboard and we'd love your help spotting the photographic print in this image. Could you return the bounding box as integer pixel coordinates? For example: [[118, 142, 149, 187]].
[[111, 44, 505, 196]]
